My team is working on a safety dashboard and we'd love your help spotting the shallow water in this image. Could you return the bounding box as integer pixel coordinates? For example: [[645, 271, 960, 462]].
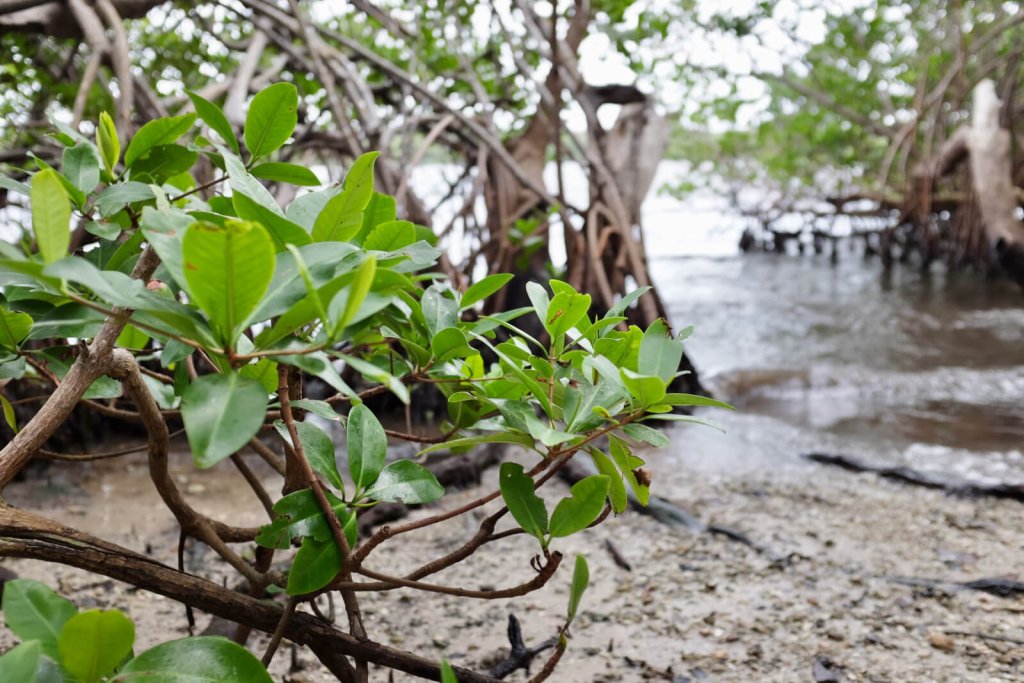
[[649, 251, 1024, 485]]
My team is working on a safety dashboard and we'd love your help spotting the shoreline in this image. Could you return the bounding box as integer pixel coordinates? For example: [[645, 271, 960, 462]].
[[2, 446, 1022, 682]]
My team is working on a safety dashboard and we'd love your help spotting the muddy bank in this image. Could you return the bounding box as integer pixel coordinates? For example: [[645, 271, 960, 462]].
[[2, 440, 1022, 682]]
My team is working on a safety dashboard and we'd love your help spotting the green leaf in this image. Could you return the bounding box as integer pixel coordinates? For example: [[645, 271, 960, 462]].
[[274, 419, 343, 491], [94, 181, 155, 218], [1, 579, 76, 659], [620, 368, 667, 408], [544, 291, 591, 341], [62, 143, 101, 194], [588, 448, 627, 513], [221, 148, 281, 213], [187, 89, 240, 155], [59, 610, 135, 683], [347, 403, 386, 489], [115, 636, 273, 682], [549, 475, 610, 538], [0, 641, 62, 683], [250, 162, 320, 186], [312, 152, 379, 242], [232, 192, 312, 252], [238, 358, 278, 394], [621, 422, 669, 448], [287, 536, 341, 595], [355, 192, 396, 243], [418, 431, 535, 455], [662, 392, 735, 410], [183, 219, 275, 344], [363, 220, 415, 251], [364, 460, 444, 504], [461, 273, 513, 310], [130, 144, 198, 182], [1, 393, 17, 433], [244, 82, 298, 160], [330, 254, 376, 337], [256, 488, 354, 549], [567, 555, 590, 624], [430, 327, 473, 362], [421, 285, 458, 338], [498, 462, 548, 542], [125, 113, 196, 168], [638, 319, 684, 383], [181, 373, 269, 468], [30, 169, 70, 264], [525, 415, 577, 448], [0, 307, 32, 349], [609, 435, 648, 505], [440, 660, 458, 683], [96, 112, 119, 176]]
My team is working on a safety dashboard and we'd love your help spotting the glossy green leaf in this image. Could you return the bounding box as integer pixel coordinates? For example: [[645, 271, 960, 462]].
[[440, 660, 458, 683], [430, 327, 473, 362], [549, 475, 610, 538], [364, 460, 444, 504], [244, 82, 298, 160], [363, 220, 415, 251], [418, 431, 535, 455], [62, 143, 101, 194], [662, 392, 735, 410], [125, 113, 196, 168], [238, 358, 278, 394], [96, 112, 119, 176], [250, 162, 320, 186], [130, 144, 198, 182], [114, 636, 273, 682], [182, 219, 275, 344], [638, 319, 684, 383], [567, 555, 590, 624], [94, 182, 155, 218], [255, 488, 355, 549], [311, 152, 379, 242], [30, 169, 70, 264], [187, 89, 240, 155], [544, 291, 591, 340], [1, 579, 77, 659], [621, 422, 670, 448], [1, 393, 17, 433], [287, 536, 341, 595], [609, 435, 648, 506], [347, 403, 387, 489], [0, 308, 32, 349], [461, 273, 513, 310], [355, 191, 396, 243], [0, 641, 61, 683], [498, 462, 548, 542], [620, 368, 667, 407], [588, 448, 627, 513], [59, 609, 135, 683], [232, 192, 311, 252], [274, 419, 343, 491], [181, 373, 269, 468], [421, 285, 458, 338], [330, 254, 376, 337]]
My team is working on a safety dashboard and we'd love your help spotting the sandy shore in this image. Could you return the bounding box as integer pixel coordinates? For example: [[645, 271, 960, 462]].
[[2, 441, 1022, 682]]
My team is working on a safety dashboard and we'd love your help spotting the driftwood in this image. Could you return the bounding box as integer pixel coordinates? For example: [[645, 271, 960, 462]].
[[803, 452, 1024, 502]]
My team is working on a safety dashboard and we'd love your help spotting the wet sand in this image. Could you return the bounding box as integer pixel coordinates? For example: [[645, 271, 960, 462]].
[[2, 439, 1022, 682]]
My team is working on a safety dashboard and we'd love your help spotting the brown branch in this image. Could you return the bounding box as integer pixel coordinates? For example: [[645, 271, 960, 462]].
[[0, 505, 501, 682]]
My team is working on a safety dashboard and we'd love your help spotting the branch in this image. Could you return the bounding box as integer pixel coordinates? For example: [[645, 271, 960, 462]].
[[0, 505, 501, 683]]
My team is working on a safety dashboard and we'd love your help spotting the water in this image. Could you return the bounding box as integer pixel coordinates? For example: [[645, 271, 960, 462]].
[[648, 247, 1024, 486]]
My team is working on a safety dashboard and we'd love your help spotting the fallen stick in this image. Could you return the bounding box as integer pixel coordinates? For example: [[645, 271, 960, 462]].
[[889, 575, 1024, 598], [803, 453, 1024, 502]]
